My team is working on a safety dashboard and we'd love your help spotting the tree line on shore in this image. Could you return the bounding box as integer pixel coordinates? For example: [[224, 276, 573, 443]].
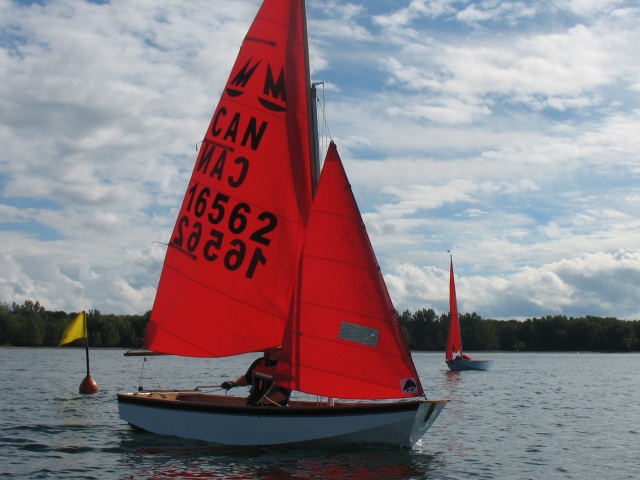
[[1, 300, 638, 352]]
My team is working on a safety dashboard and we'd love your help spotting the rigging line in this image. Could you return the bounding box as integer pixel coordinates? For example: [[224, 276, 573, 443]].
[[313, 81, 333, 161], [138, 357, 164, 390]]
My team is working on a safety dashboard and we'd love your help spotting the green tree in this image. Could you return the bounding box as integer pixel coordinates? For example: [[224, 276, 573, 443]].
[[2, 298, 640, 351], [7, 300, 46, 346], [409, 308, 438, 350], [498, 319, 520, 351]]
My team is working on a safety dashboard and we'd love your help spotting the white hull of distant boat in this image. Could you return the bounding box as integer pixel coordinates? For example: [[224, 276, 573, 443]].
[[118, 392, 447, 448], [446, 359, 492, 371], [445, 255, 493, 372]]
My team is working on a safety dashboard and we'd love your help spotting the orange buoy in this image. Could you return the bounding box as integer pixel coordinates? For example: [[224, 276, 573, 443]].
[[79, 374, 99, 394]]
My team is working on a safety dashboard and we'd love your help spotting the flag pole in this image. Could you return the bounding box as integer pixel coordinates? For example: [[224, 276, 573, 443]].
[[85, 336, 91, 376], [79, 312, 99, 394], [59, 311, 99, 394]]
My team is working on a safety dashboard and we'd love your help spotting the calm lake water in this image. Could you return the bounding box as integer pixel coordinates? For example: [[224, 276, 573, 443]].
[[1, 348, 637, 479]]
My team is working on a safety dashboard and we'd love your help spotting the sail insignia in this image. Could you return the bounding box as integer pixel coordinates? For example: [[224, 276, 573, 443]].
[[338, 322, 379, 347], [401, 378, 419, 394]]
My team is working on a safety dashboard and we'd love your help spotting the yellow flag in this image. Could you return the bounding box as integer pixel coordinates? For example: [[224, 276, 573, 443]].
[[59, 311, 87, 346]]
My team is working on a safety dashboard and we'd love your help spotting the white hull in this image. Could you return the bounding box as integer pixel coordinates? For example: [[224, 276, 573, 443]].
[[117, 392, 447, 448], [446, 359, 493, 371]]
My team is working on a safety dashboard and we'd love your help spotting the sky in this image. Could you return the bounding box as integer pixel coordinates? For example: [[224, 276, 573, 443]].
[[1, 0, 639, 320]]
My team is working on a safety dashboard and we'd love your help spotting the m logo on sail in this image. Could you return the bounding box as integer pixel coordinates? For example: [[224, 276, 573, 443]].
[[225, 59, 287, 112], [258, 64, 287, 112], [226, 59, 261, 97]]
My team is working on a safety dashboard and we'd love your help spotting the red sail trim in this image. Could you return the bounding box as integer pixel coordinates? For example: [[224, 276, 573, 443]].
[[446, 258, 462, 360], [146, 0, 313, 357], [276, 142, 424, 399]]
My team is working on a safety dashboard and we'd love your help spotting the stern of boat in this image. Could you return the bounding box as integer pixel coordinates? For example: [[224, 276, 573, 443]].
[[446, 359, 493, 371], [410, 400, 448, 446]]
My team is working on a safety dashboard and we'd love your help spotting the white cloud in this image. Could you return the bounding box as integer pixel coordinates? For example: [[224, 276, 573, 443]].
[[386, 249, 640, 319], [1, 0, 639, 321]]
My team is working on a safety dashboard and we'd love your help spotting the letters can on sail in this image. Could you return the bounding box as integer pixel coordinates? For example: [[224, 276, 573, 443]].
[[145, 2, 314, 358]]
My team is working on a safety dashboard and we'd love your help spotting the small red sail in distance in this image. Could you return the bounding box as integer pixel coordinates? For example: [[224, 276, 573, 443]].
[[446, 257, 463, 361], [276, 142, 424, 399], [146, 0, 314, 357]]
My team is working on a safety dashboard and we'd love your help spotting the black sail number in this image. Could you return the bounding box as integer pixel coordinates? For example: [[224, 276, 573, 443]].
[[208, 192, 229, 224], [172, 216, 202, 254], [173, 216, 189, 248], [203, 228, 223, 261], [250, 211, 277, 246], [229, 203, 250, 234], [224, 239, 246, 271], [187, 221, 202, 252], [186, 185, 210, 218], [174, 184, 279, 278]]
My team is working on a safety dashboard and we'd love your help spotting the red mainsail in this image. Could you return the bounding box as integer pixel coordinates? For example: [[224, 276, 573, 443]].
[[276, 142, 424, 399], [445, 257, 462, 360], [146, 0, 314, 357]]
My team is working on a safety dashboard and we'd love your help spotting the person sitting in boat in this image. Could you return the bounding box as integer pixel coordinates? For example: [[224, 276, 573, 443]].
[[220, 347, 291, 407]]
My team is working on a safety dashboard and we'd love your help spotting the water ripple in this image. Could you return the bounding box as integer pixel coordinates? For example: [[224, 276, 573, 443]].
[[2, 349, 640, 479]]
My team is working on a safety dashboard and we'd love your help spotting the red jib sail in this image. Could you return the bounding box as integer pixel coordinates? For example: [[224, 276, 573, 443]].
[[146, 0, 314, 357], [446, 257, 462, 361], [276, 142, 424, 399]]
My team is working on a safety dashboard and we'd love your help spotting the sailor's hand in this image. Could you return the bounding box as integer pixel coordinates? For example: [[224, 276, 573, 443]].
[[221, 381, 236, 390]]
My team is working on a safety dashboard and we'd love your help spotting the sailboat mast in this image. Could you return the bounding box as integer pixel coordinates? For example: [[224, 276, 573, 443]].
[[301, 0, 321, 192], [448, 253, 462, 356], [83, 313, 91, 376], [309, 84, 321, 192], [302, 0, 329, 405]]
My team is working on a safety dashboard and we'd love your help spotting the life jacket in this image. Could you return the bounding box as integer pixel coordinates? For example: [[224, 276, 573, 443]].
[[247, 358, 277, 404], [252, 362, 275, 387]]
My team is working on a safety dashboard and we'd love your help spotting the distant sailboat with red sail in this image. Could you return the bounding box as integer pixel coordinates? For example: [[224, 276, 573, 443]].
[[445, 255, 492, 371], [116, 0, 446, 448]]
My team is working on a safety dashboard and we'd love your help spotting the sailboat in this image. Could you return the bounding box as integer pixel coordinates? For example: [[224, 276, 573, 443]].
[[117, 0, 447, 448], [445, 255, 492, 371]]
